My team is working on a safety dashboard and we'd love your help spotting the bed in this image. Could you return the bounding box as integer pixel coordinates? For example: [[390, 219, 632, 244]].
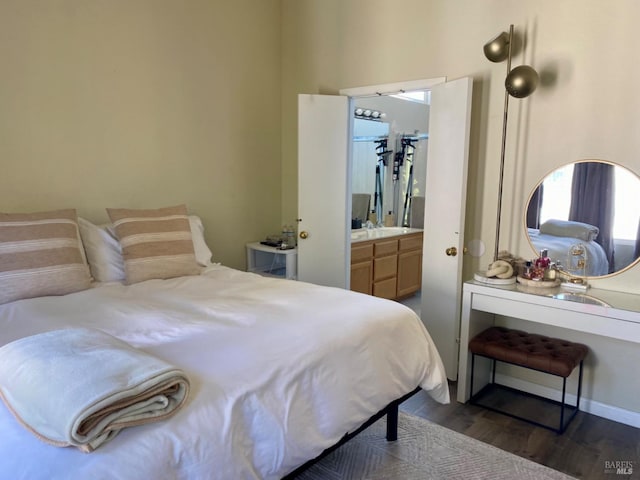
[[0, 207, 449, 479], [528, 219, 610, 276]]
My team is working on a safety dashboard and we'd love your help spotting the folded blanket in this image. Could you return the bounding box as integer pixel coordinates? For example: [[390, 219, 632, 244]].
[[0, 328, 190, 452]]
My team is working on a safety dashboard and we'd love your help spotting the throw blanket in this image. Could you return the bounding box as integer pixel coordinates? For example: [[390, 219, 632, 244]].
[[0, 328, 190, 452]]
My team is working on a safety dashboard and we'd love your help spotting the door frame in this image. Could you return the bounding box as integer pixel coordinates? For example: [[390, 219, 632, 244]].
[[297, 77, 472, 380], [339, 77, 446, 287]]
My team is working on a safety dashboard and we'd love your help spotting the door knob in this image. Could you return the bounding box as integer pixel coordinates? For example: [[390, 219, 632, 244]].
[[445, 246, 458, 256], [299, 231, 309, 239]]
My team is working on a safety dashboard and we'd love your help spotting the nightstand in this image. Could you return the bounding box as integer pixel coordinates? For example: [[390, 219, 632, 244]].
[[246, 242, 297, 280]]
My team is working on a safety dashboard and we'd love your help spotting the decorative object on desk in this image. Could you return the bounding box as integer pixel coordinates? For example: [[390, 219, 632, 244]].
[[486, 260, 513, 279], [516, 275, 561, 288], [563, 242, 589, 289], [483, 24, 539, 264], [517, 248, 562, 287], [474, 250, 519, 285]]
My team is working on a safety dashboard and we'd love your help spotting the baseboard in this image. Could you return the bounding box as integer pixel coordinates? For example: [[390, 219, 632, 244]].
[[495, 373, 640, 428]]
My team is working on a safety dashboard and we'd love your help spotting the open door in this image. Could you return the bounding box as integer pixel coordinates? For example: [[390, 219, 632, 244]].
[[297, 94, 350, 288], [297, 79, 472, 383], [421, 77, 473, 380]]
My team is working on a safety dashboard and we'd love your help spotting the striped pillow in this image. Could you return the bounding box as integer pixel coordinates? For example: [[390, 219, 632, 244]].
[[0, 209, 92, 305], [106, 205, 200, 284]]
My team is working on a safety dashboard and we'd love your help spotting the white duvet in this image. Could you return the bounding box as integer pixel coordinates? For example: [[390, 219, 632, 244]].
[[0, 265, 449, 480]]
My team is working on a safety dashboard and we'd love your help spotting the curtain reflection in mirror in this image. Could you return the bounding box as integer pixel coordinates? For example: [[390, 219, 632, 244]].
[[569, 162, 615, 270]]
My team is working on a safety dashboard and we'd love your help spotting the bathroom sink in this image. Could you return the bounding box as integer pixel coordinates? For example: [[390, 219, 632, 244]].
[[350, 230, 368, 240], [552, 292, 610, 307], [350, 226, 419, 241]]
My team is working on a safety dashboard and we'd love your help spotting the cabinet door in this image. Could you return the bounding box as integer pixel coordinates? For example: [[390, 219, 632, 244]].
[[373, 277, 397, 299], [350, 260, 372, 295], [373, 254, 398, 281], [397, 249, 422, 297]]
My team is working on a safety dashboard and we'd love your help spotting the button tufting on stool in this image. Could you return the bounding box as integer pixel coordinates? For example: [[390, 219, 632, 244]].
[[469, 326, 588, 377], [468, 326, 589, 433]]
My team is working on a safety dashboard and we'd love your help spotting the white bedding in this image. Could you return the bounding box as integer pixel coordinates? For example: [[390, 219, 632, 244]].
[[0, 265, 448, 480], [528, 229, 610, 276]]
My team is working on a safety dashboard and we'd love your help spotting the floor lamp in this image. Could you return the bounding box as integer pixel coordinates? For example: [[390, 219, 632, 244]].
[[476, 25, 539, 284]]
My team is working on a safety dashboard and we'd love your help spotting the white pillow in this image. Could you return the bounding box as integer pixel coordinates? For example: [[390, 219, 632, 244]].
[[77, 217, 126, 283], [539, 219, 599, 242], [78, 215, 213, 283], [189, 215, 213, 267]]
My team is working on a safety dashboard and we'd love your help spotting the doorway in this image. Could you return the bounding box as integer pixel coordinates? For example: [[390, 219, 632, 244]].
[[297, 77, 473, 379]]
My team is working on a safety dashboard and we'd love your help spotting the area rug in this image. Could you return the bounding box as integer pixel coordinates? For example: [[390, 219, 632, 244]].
[[295, 412, 576, 480]]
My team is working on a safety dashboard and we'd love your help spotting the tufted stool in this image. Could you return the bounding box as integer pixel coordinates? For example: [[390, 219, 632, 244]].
[[468, 326, 588, 433]]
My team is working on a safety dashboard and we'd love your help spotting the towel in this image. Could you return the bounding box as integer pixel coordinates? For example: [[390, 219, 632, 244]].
[[0, 328, 190, 452]]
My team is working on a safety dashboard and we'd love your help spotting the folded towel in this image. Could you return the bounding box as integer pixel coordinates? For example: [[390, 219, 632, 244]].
[[0, 328, 190, 452]]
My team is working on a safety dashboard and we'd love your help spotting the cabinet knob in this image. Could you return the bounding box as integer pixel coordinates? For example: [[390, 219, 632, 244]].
[[299, 231, 309, 240], [445, 246, 458, 256]]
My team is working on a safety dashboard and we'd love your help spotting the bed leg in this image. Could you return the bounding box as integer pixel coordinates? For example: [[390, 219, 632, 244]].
[[386, 402, 399, 441]]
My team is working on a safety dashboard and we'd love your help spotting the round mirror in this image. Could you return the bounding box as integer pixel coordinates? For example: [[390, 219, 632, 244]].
[[525, 160, 640, 278]]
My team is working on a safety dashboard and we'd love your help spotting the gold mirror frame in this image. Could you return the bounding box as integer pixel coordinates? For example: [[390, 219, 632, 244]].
[[524, 159, 640, 279]]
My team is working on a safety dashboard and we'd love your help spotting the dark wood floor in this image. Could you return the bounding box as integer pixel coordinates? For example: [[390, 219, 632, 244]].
[[399, 382, 640, 480]]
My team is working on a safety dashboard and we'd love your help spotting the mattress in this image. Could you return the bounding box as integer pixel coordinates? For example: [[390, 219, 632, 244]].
[[0, 265, 449, 479]]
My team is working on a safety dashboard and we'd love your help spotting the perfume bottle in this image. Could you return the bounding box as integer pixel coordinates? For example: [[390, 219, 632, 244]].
[[544, 262, 557, 281], [535, 249, 550, 269], [522, 261, 533, 279]]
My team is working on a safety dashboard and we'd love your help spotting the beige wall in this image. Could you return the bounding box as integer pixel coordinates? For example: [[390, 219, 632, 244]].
[[281, 0, 640, 294], [281, 0, 640, 416], [0, 0, 282, 270]]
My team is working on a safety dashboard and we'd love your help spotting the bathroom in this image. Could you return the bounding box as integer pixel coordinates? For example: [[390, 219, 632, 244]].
[[351, 92, 430, 229], [349, 92, 430, 301]]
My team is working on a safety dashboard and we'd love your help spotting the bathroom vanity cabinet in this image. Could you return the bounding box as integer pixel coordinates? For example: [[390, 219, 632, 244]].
[[350, 231, 423, 300]]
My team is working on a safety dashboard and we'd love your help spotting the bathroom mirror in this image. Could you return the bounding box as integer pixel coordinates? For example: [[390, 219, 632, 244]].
[[525, 160, 640, 277], [351, 94, 429, 227]]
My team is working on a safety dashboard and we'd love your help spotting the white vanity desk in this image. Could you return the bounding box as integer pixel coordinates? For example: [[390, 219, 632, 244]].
[[457, 280, 640, 405]]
